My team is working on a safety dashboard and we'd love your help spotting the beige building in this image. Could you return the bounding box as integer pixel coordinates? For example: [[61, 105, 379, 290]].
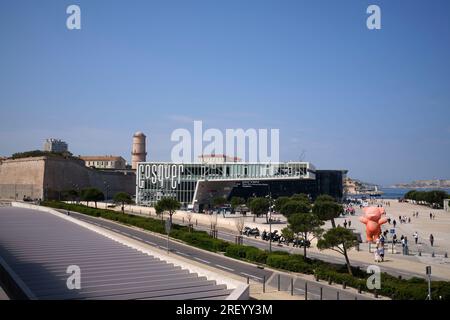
[[198, 154, 241, 164], [80, 156, 126, 170], [344, 177, 359, 195], [43, 138, 68, 153]]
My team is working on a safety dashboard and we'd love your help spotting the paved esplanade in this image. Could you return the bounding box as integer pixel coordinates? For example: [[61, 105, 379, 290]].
[[0, 207, 234, 300], [87, 200, 450, 281]]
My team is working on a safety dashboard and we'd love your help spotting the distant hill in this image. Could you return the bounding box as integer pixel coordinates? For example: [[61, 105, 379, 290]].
[[344, 177, 380, 195], [392, 179, 450, 188]]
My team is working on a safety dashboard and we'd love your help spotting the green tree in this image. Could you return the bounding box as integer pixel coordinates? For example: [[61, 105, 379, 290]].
[[287, 212, 324, 259], [274, 196, 290, 212], [156, 197, 181, 224], [317, 227, 358, 275], [404, 190, 418, 200], [290, 193, 311, 204], [312, 198, 343, 228], [62, 189, 79, 202], [80, 188, 104, 208], [113, 192, 133, 212], [230, 197, 245, 213], [315, 194, 336, 202], [404, 190, 448, 208], [249, 197, 270, 222], [281, 227, 295, 243], [11, 150, 76, 160], [212, 196, 228, 217], [280, 200, 311, 218], [425, 190, 448, 207], [212, 196, 226, 207], [154, 201, 164, 219]]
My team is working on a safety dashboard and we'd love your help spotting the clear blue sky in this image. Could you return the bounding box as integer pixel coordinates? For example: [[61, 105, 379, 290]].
[[1, 0, 449, 186]]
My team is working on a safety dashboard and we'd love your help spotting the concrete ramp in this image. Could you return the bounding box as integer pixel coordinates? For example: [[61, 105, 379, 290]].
[[0, 206, 247, 300]]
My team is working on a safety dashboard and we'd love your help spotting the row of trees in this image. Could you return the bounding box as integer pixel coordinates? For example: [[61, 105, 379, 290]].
[[277, 194, 358, 275], [404, 189, 448, 208], [153, 193, 358, 274], [11, 150, 77, 159], [214, 193, 357, 274], [61, 188, 132, 211]]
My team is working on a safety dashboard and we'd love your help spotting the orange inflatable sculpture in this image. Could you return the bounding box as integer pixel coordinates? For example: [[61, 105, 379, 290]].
[[359, 207, 387, 242]]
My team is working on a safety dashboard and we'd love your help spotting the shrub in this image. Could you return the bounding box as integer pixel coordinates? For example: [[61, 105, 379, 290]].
[[225, 244, 249, 259], [266, 253, 314, 274], [246, 247, 268, 264]]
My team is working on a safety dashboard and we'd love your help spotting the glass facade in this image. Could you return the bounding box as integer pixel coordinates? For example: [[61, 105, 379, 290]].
[[136, 162, 316, 207]]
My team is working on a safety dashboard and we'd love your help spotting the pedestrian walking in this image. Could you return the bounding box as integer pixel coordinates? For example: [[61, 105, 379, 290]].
[[348, 220, 351, 228], [393, 220, 397, 228], [413, 231, 418, 245], [404, 237, 409, 255], [430, 212, 433, 220], [379, 245, 385, 262], [374, 245, 382, 262], [343, 220, 348, 228], [430, 234, 434, 247]]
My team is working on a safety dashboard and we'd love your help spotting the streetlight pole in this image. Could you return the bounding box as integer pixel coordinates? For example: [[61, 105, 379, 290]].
[[426, 266, 432, 300], [269, 212, 272, 253], [266, 185, 273, 253]]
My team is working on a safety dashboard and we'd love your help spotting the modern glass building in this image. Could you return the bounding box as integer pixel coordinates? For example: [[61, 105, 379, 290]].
[[136, 161, 347, 211]]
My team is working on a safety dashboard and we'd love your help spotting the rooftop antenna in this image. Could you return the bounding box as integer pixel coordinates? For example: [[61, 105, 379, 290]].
[[298, 149, 306, 162]]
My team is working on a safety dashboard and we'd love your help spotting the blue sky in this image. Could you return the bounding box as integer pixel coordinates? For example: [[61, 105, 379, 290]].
[[0, 0, 449, 185]]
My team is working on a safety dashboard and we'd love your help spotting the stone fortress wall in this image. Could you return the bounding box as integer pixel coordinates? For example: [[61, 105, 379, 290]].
[[0, 156, 135, 200], [0, 157, 45, 200]]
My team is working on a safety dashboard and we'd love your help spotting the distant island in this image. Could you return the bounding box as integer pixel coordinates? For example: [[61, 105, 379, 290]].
[[391, 179, 450, 189]]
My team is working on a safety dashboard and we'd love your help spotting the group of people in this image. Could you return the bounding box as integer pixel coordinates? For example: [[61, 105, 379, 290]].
[[398, 215, 411, 224], [412, 211, 437, 220], [385, 215, 411, 228], [392, 232, 435, 249], [343, 219, 351, 229], [380, 201, 391, 207], [344, 206, 355, 215]]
